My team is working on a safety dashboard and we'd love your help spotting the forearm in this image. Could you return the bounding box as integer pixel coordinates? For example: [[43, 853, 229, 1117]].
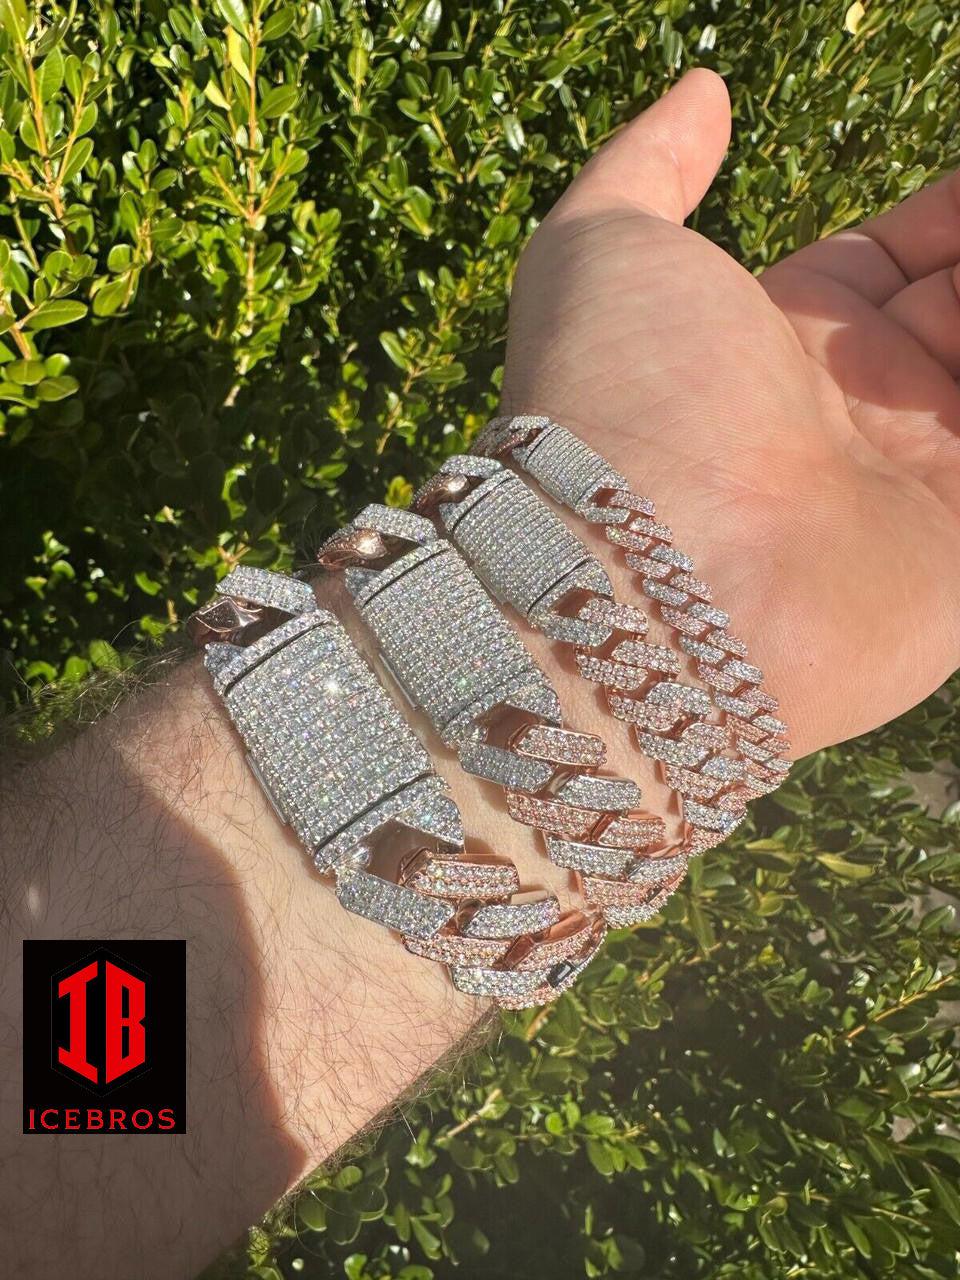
[[0, 656, 489, 1279]]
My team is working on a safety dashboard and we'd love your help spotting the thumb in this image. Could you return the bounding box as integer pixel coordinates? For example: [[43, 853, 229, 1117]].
[[555, 68, 732, 225]]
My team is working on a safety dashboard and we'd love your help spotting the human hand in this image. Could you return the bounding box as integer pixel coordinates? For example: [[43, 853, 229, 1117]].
[[502, 68, 960, 758]]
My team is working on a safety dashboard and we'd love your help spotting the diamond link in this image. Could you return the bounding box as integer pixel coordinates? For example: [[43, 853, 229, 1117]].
[[351, 533, 558, 746], [479, 417, 791, 827], [513, 724, 607, 768], [461, 897, 561, 939], [556, 774, 643, 813], [196, 565, 600, 1009], [218, 565, 316, 616]]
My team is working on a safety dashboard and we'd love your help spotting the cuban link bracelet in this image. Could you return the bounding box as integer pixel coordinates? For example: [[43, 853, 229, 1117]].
[[471, 416, 792, 799], [317, 507, 687, 927], [187, 565, 603, 1008], [413, 453, 759, 856]]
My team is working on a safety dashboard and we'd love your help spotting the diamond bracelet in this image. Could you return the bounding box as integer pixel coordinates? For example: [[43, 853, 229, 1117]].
[[471, 416, 792, 795], [317, 507, 687, 928], [186, 565, 604, 1008], [412, 453, 765, 855]]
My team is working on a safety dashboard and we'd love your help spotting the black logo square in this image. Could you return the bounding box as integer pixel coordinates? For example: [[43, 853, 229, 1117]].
[[23, 939, 186, 1134]]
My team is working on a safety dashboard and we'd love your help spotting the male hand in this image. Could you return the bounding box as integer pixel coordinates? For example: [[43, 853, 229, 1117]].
[[503, 68, 960, 757]]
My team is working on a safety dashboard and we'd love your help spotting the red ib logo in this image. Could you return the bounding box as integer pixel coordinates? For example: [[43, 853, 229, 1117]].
[[54, 949, 148, 1090]]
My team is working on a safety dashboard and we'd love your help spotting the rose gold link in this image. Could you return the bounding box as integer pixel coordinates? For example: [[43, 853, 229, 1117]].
[[627, 516, 673, 541], [609, 640, 682, 674], [509, 917, 606, 971], [706, 628, 748, 658], [582, 873, 680, 907], [663, 764, 725, 801], [404, 933, 511, 967], [598, 815, 667, 849], [625, 553, 673, 579], [607, 526, 654, 553], [672, 572, 712, 601], [698, 662, 742, 693], [578, 596, 649, 636], [403, 857, 521, 901], [505, 792, 605, 839], [606, 489, 656, 515], [726, 714, 768, 744], [513, 723, 607, 768], [606, 693, 684, 732], [683, 722, 730, 750], [736, 774, 778, 802], [659, 605, 710, 637], [576, 653, 647, 691], [686, 826, 727, 855], [739, 687, 780, 714]]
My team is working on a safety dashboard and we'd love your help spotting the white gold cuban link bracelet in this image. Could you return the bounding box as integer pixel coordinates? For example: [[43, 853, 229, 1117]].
[[316, 506, 687, 931], [470, 416, 792, 803], [187, 564, 602, 1008]]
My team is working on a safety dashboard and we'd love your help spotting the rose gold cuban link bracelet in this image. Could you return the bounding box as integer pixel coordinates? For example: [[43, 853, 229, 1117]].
[[471, 416, 792, 811], [412, 453, 760, 856], [187, 565, 601, 1009], [316, 505, 686, 942]]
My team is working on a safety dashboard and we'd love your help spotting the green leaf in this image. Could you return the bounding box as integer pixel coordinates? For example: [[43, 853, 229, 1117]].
[[61, 136, 94, 184], [35, 374, 78, 400], [0, 0, 28, 43], [502, 113, 524, 151], [379, 331, 409, 370], [88, 639, 122, 670], [25, 298, 88, 330], [586, 1140, 615, 1176], [261, 8, 295, 40], [260, 84, 298, 119], [38, 46, 64, 101], [92, 276, 133, 317], [484, 213, 520, 247], [928, 1167, 960, 1225], [296, 1195, 326, 1230], [7, 359, 45, 385], [815, 853, 875, 880], [215, 0, 248, 34]]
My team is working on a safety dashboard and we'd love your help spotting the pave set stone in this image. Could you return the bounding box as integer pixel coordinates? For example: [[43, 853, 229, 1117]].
[[195, 403, 794, 1006], [514, 423, 629, 520], [351, 539, 559, 748], [458, 740, 555, 792], [221, 618, 437, 867], [513, 723, 607, 768], [451, 922, 604, 1005], [439, 466, 612, 622], [414, 450, 777, 889], [461, 897, 562, 939], [346, 505, 679, 929], [200, 571, 599, 1008], [336, 869, 455, 940], [481, 416, 792, 822], [403, 858, 521, 900]]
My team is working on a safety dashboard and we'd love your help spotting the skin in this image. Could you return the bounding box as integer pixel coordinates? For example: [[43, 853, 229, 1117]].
[[503, 68, 960, 758], [1, 69, 956, 1279]]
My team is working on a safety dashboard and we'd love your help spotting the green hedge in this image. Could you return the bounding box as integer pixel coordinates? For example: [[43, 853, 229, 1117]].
[[236, 698, 960, 1280], [1, 1, 958, 1277]]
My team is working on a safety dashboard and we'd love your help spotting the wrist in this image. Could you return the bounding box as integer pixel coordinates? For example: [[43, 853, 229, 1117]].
[[110, 660, 487, 1158]]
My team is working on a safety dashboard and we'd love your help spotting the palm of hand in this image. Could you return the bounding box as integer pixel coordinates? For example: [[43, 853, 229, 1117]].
[[502, 71, 960, 757]]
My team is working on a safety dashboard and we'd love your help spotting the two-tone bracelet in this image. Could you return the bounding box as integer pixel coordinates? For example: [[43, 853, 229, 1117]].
[[187, 565, 603, 1008], [316, 506, 687, 935], [471, 415, 792, 799], [412, 453, 752, 856], [188, 417, 787, 1007]]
